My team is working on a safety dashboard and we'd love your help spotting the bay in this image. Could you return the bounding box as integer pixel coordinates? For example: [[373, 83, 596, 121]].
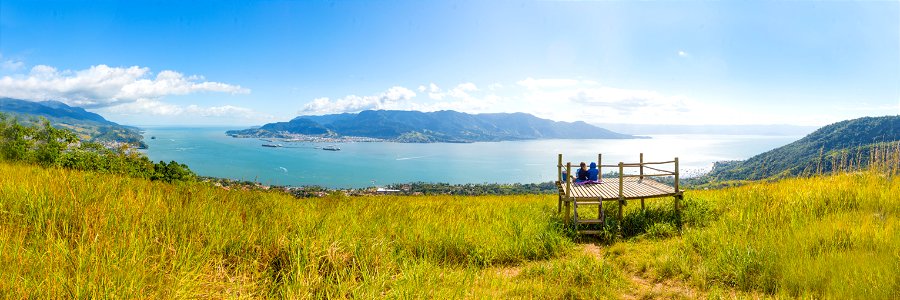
[[141, 127, 800, 188]]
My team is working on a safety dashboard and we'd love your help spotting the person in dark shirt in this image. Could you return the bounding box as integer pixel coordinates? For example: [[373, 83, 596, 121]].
[[576, 162, 590, 182]]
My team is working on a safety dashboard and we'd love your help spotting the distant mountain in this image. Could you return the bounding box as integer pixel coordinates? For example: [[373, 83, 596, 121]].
[[706, 115, 900, 181], [228, 110, 639, 142], [594, 123, 819, 136], [0, 98, 146, 148]]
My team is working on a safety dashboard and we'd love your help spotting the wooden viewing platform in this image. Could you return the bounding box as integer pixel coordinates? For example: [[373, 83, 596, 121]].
[[556, 153, 684, 235]]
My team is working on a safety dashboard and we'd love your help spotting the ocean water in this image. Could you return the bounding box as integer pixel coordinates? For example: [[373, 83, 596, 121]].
[[141, 127, 801, 188]]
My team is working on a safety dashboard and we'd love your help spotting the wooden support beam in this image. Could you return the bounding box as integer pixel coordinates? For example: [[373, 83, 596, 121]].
[[675, 194, 682, 232], [641, 198, 645, 210], [598, 197, 604, 223], [573, 199, 579, 228], [557, 194, 562, 213], [618, 200, 624, 229]]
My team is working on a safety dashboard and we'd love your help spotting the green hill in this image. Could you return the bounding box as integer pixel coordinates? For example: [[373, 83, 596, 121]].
[[0, 98, 146, 148], [227, 110, 638, 142], [707, 115, 900, 181]]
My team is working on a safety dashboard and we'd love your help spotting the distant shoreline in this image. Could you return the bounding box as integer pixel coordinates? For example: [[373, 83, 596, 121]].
[[225, 131, 650, 144]]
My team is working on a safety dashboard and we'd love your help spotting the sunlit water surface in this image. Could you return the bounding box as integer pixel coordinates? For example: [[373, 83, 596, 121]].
[[141, 127, 800, 188]]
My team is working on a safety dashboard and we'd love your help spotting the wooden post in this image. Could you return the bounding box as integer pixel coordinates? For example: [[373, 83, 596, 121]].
[[674, 157, 681, 225], [639, 153, 644, 181], [675, 195, 682, 232], [557, 154, 563, 183], [618, 162, 624, 199], [558, 154, 563, 213], [566, 162, 572, 198], [641, 198, 645, 210], [566, 162, 572, 225], [573, 198, 579, 226], [598, 153, 602, 178], [674, 157, 680, 193], [599, 198, 605, 224], [618, 162, 624, 228]]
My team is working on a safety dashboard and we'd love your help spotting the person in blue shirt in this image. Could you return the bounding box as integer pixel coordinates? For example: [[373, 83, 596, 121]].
[[576, 162, 590, 182], [588, 162, 600, 181]]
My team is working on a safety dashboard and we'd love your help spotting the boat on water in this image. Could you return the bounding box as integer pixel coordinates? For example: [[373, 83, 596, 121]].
[[322, 145, 340, 151], [262, 143, 283, 148]]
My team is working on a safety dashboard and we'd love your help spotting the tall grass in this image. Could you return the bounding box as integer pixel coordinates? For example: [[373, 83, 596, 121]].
[[1, 140, 897, 298], [606, 147, 900, 299], [0, 161, 626, 298]]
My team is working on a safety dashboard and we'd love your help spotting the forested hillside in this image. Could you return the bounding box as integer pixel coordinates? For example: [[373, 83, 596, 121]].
[[706, 115, 900, 181], [0, 98, 146, 148]]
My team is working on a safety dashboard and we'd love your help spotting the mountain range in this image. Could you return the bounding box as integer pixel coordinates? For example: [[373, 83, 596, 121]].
[[0, 98, 146, 148], [227, 110, 639, 142]]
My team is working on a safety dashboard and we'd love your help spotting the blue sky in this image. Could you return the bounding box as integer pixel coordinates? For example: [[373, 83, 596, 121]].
[[0, 0, 897, 126]]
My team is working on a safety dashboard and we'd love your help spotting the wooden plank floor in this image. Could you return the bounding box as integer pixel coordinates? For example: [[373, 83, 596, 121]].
[[560, 177, 677, 200]]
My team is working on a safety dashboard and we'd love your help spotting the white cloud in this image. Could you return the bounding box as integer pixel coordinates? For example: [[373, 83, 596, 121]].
[[455, 82, 478, 92], [293, 79, 743, 125], [0, 64, 249, 108], [424, 82, 479, 100], [517, 77, 583, 89], [678, 50, 689, 57], [568, 87, 690, 113], [427, 83, 444, 100], [300, 86, 417, 115], [101, 98, 268, 119]]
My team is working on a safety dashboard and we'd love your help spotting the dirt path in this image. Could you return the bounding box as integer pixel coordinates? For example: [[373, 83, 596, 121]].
[[581, 243, 701, 300]]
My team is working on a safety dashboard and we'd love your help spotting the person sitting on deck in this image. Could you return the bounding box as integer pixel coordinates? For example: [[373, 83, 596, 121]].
[[576, 162, 590, 182], [588, 162, 600, 182]]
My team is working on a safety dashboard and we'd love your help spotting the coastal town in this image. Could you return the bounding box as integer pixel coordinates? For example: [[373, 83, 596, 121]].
[[226, 131, 385, 143]]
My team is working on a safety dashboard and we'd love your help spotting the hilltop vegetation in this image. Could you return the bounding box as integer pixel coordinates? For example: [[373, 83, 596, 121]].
[[227, 109, 637, 142], [705, 115, 900, 182], [1, 156, 897, 298], [0, 113, 194, 183], [0, 98, 146, 148]]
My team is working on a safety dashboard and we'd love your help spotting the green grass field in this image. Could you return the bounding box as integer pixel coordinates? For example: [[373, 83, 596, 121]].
[[1, 161, 898, 299]]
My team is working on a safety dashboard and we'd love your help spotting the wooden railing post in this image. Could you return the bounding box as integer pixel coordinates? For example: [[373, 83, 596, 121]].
[[674, 157, 680, 193], [566, 162, 572, 225], [566, 162, 572, 198], [618, 162, 624, 228], [557, 154, 563, 213], [598, 153, 602, 178], [674, 157, 682, 231], [639, 153, 644, 181], [557, 154, 563, 183], [618, 162, 624, 199]]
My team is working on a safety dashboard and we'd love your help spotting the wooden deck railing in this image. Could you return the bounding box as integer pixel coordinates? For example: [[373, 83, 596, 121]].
[[556, 153, 684, 234], [556, 153, 680, 198]]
